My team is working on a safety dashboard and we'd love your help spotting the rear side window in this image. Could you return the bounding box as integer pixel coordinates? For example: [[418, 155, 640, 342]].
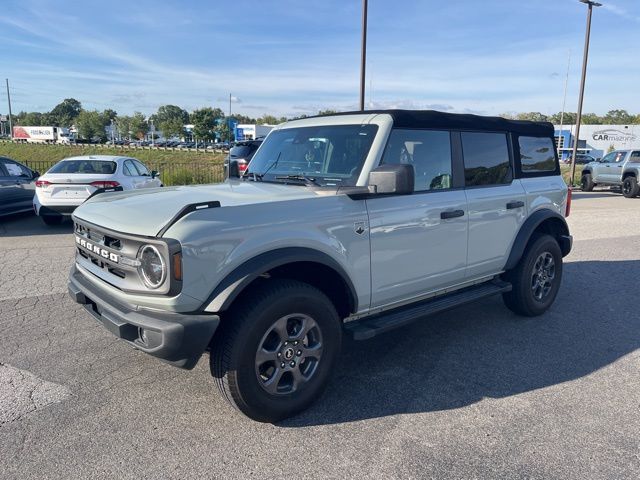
[[49, 160, 116, 174], [381, 129, 453, 191], [629, 151, 640, 163], [461, 132, 511, 186], [518, 136, 557, 172]]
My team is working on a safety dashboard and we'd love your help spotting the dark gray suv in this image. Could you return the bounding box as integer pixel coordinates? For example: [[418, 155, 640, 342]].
[[0, 157, 39, 217]]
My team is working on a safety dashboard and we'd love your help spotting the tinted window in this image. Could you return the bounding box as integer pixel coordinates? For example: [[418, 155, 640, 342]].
[[1, 159, 31, 177], [381, 129, 452, 191], [247, 125, 378, 186], [49, 160, 116, 174], [629, 151, 640, 163], [461, 132, 511, 186], [230, 144, 259, 159], [123, 160, 138, 176], [519, 136, 557, 172], [132, 160, 150, 175]]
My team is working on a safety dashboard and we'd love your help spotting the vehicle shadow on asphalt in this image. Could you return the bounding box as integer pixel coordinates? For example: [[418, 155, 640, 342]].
[[571, 192, 623, 200], [0, 212, 74, 237], [281, 259, 640, 427]]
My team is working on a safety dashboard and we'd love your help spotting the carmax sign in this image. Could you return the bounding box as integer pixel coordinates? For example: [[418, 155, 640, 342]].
[[592, 129, 637, 143]]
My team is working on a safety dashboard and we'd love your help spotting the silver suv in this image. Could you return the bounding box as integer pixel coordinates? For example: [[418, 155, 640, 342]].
[[68, 110, 572, 422], [581, 149, 640, 198]]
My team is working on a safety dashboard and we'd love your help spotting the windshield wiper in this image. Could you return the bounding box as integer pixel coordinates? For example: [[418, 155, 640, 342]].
[[247, 152, 281, 181], [274, 174, 320, 186]]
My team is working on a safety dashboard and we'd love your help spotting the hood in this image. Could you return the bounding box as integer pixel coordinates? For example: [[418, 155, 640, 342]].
[[73, 180, 324, 237]]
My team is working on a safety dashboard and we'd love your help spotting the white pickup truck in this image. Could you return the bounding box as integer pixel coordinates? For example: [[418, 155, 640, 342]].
[[581, 149, 640, 198]]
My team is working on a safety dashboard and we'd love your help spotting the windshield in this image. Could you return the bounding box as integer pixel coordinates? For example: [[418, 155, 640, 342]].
[[246, 124, 378, 186], [48, 160, 117, 174]]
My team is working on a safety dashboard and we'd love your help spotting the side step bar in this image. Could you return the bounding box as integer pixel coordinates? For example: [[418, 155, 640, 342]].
[[345, 280, 512, 340]]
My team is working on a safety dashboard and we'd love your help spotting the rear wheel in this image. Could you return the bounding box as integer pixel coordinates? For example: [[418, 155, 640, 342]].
[[210, 279, 342, 422], [622, 176, 639, 198], [581, 173, 594, 192], [41, 215, 63, 226], [502, 234, 563, 317]]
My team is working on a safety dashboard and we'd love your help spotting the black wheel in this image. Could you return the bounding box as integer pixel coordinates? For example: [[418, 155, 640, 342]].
[[502, 234, 563, 317], [581, 173, 594, 192], [210, 279, 342, 422], [41, 215, 63, 226], [622, 176, 639, 198]]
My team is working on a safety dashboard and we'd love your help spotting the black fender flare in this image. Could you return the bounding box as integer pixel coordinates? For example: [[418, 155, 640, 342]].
[[504, 209, 571, 271], [201, 247, 358, 314]]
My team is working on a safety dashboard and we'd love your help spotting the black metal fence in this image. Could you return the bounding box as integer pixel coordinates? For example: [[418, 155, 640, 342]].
[[24, 160, 225, 186]]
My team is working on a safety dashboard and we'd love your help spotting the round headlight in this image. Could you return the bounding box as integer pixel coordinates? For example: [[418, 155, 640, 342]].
[[138, 245, 166, 289]]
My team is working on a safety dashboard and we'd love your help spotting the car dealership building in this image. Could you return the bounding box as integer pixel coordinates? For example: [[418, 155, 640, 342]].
[[554, 124, 640, 161]]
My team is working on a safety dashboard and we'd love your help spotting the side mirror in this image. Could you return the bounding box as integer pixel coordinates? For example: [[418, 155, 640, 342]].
[[227, 159, 240, 179], [33, 170, 40, 178], [151, 170, 159, 179], [367, 164, 414, 195]]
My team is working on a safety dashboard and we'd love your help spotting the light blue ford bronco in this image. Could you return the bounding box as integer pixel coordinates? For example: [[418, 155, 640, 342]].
[[68, 110, 572, 422]]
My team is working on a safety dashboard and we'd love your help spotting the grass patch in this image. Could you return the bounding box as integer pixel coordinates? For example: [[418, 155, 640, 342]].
[[560, 163, 584, 187]]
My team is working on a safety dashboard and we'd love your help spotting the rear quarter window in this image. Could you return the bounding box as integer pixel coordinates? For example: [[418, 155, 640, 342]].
[[518, 136, 557, 173]]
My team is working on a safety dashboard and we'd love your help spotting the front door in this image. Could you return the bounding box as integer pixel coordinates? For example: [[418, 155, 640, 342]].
[[367, 129, 468, 309]]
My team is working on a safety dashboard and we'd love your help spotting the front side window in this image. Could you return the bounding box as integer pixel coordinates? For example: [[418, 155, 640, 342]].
[[519, 136, 557, 172], [246, 124, 378, 186], [600, 152, 617, 163], [461, 132, 511, 186], [123, 160, 138, 176], [1, 159, 31, 177], [48, 160, 116, 175], [381, 129, 452, 191], [132, 160, 150, 176]]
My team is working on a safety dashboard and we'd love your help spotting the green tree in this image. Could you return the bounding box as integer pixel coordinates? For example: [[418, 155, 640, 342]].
[[76, 110, 108, 141], [116, 115, 132, 139], [151, 105, 188, 138], [581, 113, 603, 124], [318, 109, 339, 116], [129, 112, 148, 140], [190, 107, 222, 141], [49, 98, 82, 127], [102, 109, 118, 122], [256, 114, 279, 125], [549, 112, 577, 124], [633, 114, 640, 125], [515, 112, 548, 122], [19, 112, 45, 125], [604, 109, 633, 124]]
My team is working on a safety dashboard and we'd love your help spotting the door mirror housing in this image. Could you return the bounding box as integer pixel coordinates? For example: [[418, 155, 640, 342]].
[[151, 170, 159, 179], [367, 164, 414, 195], [32, 170, 40, 179]]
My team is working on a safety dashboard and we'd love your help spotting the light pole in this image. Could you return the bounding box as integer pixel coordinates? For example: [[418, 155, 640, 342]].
[[359, 0, 368, 111], [570, 0, 601, 186], [150, 119, 154, 147], [110, 119, 115, 144]]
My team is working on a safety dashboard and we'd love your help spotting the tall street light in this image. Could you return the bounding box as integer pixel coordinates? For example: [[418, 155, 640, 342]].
[[570, 0, 601, 186], [359, 0, 368, 111]]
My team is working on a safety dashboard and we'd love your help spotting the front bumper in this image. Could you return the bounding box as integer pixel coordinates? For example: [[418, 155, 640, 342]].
[[68, 264, 219, 369]]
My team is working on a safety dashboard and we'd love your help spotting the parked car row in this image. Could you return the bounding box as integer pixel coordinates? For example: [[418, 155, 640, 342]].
[[106, 139, 230, 149], [1, 155, 163, 224]]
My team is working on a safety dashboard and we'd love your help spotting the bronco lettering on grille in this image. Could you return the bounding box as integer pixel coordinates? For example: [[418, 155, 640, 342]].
[[75, 236, 119, 263]]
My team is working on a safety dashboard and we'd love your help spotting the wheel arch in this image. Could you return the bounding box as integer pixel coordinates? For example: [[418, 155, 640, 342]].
[[202, 247, 358, 319], [581, 168, 591, 176], [504, 209, 571, 271], [622, 170, 637, 180]]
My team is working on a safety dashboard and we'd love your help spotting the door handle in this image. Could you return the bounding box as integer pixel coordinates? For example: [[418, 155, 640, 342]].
[[506, 201, 524, 209], [440, 209, 465, 219]]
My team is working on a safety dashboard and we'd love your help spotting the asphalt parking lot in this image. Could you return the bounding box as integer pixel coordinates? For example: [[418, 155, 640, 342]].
[[1, 191, 639, 479]]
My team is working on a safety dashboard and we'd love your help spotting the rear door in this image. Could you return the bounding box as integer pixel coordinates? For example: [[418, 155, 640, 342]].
[[131, 160, 160, 188], [0, 158, 35, 213], [610, 151, 628, 182], [123, 159, 146, 189], [367, 129, 468, 308], [462, 131, 527, 278]]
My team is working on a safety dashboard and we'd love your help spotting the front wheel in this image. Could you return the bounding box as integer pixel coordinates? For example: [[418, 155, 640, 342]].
[[210, 279, 342, 422], [622, 176, 639, 198], [502, 234, 563, 317], [581, 174, 594, 192]]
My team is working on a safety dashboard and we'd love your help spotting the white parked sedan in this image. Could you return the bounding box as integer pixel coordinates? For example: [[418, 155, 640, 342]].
[[33, 155, 162, 225]]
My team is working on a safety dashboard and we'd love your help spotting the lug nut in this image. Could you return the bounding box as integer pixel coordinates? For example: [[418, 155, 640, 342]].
[[296, 350, 302, 356], [281, 362, 286, 368], [277, 352, 281, 358], [289, 361, 295, 367], [294, 341, 298, 345]]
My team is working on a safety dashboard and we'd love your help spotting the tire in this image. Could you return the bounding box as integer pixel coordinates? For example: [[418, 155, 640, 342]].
[[210, 279, 342, 422], [622, 176, 639, 198], [581, 173, 594, 192], [502, 234, 563, 317], [41, 215, 63, 226]]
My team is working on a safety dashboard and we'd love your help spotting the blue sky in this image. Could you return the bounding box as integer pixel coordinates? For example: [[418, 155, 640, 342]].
[[1, 0, 638, 118]]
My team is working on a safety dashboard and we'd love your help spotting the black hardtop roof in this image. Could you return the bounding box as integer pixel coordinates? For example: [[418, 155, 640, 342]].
[[316, 109, 554, 137]]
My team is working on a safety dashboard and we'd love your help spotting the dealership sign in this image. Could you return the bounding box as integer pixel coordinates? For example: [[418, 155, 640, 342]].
[[592, 129, 637, 143]]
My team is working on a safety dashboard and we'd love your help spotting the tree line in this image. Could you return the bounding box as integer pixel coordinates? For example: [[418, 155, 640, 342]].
[[5, 98, 639, 141]]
